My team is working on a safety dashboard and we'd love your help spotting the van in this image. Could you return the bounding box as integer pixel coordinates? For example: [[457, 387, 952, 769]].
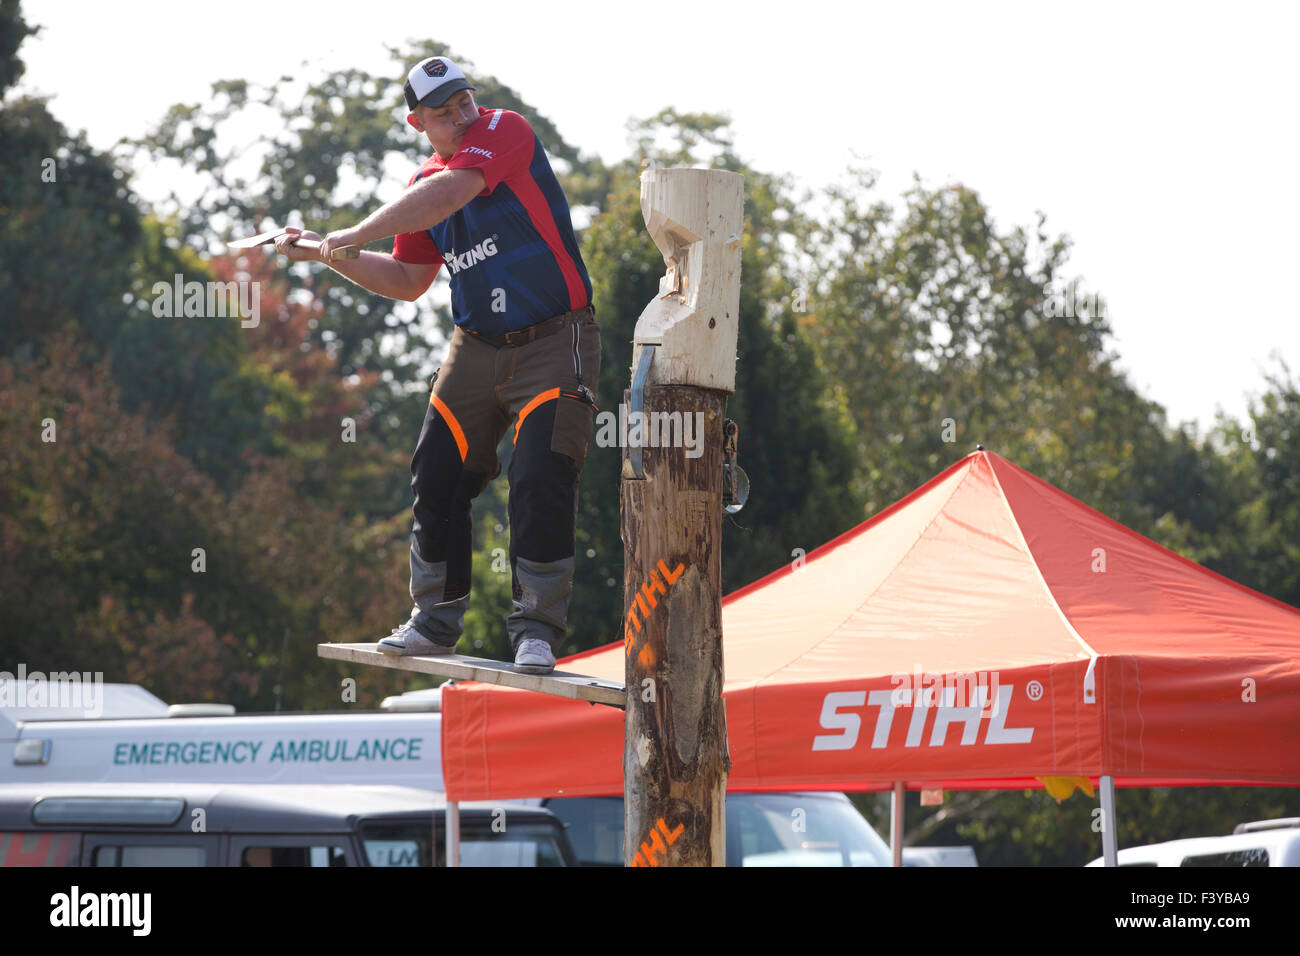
[[2, 681, 443, 790], [0, 783, 576, 866], [1084, 819, 1300, 867]]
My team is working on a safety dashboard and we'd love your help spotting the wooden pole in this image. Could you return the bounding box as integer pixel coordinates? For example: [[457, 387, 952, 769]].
[[621, 168, 744, 867]]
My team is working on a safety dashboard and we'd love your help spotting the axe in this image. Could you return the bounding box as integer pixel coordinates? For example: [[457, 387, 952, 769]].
[[229, 228, 360, 260]]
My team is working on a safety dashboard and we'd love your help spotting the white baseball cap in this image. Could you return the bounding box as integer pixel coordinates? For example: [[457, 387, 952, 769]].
[[404, 56, 476, 111]]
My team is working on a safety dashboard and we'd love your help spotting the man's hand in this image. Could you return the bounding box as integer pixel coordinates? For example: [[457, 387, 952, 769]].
[[273, 227, 325, 262], [319, 227, 366, 263], [270, 223, 438, 301]]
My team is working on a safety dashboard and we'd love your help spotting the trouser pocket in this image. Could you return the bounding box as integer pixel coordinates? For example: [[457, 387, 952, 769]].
[[550, 389, 597, 471]]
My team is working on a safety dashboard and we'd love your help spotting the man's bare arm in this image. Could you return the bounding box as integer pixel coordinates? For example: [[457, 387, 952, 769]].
[[328, 251, 441, 301], [319, 167, 486, 258], [274, 228, 440, 301]]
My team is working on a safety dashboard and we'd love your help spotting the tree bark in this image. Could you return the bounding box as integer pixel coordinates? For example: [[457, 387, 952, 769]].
[[622, 384, 730, 866]]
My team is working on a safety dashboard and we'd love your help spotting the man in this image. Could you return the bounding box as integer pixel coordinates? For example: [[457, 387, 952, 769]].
[[275, 56, 599, 675]]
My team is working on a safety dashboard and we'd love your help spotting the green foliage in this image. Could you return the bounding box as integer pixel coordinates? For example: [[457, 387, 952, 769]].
[[0, 97, 142, 358], [107, 217, 289, 489], [1237, 367, 1300, 605], [0, 0, 33, 96], [1194, 361, 1300, 607], [0, 334, 425, 711]]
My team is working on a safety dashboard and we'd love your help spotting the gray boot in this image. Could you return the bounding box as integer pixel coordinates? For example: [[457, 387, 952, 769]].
[[408, 538, 469, 645], [507, 554, 574, 653]]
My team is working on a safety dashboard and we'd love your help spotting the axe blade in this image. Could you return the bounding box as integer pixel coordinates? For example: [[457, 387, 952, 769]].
[[228, 228, 289, 249]]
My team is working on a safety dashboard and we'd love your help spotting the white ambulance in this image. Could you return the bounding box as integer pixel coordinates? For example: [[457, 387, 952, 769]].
[[0, 680, 443, 791]]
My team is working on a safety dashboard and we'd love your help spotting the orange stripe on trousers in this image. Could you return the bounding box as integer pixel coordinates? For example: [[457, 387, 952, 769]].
[[513, 387, 561, 446], [430, 394, 468, 462]]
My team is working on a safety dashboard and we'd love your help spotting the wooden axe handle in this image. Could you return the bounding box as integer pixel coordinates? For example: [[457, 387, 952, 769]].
[[293, 239, 360, 260]]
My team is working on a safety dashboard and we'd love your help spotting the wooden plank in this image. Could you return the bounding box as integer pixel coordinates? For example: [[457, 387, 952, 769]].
[[316, 644, 626, 709]]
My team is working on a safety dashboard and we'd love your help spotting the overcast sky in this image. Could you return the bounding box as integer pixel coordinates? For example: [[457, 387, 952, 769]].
[[17, 0, 1299, 432]]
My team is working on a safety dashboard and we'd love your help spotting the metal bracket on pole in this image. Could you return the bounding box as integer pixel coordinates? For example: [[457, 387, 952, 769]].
[[722, 418, 750, 514], [625, 345, 656, 480]]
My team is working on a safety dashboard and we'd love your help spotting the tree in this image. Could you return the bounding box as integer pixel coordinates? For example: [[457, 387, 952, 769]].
[[0, 333, 428, 710], [0, 99, 142, 359], [1191, 361, 1300, 606], [0, 0, 32, 96]]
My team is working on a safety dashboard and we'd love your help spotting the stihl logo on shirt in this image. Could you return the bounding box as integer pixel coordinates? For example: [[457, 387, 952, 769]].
[[460, 145, 494, 160], [443, 236, 499, 274], [811, 686, 1035, 751]]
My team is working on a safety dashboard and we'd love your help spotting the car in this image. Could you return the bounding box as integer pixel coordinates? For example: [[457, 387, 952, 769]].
[[902, 846, 978, 866], [1085, 818, 1300, 867], [0, 782, 577, 866], [545, 790, 893, 866]]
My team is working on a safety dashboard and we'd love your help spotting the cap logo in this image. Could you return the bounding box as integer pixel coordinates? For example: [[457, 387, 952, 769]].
[[423, 59, 448, 78]]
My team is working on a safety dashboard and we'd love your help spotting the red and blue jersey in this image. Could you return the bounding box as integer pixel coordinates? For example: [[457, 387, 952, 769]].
[[392, 107, 592, 335]]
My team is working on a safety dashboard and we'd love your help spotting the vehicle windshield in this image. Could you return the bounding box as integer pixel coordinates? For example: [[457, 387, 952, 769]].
[[547, 793, 892, 867], [728, 793, 892, 866], [361, 820, 568, 867]]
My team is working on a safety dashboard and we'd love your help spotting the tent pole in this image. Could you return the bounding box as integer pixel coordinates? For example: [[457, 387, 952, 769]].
[[1100, 776, 1117, 867], [446, 799, 460, 867], [891, 782, 905, 867]]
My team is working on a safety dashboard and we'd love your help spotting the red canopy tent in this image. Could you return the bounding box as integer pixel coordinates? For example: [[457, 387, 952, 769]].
[[441, 450, 1300, 805]]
